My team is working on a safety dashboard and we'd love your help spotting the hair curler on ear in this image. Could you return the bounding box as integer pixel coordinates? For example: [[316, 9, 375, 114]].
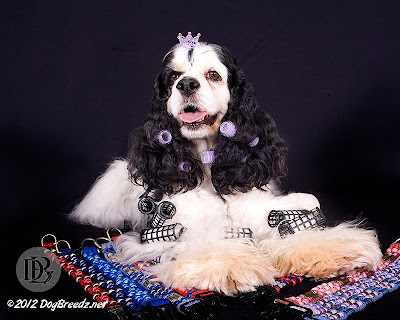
[[219, 121, 237, 138], [156, 130, 172, 145]]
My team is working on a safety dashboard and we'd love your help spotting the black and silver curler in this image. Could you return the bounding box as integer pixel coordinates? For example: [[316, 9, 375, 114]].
[[140, 223, 186, 243], [148, 201, 177, 228], [138, 196, 157, 215], [268, 209, 310, 228], [224, 227, 253, 239], [277, 208, 326, 237]]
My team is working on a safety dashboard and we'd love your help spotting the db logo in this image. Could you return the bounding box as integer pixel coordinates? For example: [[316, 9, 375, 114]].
[[16, 247, 61, 292]]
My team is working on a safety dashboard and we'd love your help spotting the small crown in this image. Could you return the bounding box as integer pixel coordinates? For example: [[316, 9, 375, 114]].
[[177, 32, 201, 50]]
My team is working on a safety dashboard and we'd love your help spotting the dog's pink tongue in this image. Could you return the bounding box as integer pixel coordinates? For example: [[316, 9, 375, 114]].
[[178, 111, 208, 123]]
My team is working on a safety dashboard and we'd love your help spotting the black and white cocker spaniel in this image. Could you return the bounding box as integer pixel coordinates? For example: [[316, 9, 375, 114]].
[[71, 34, 381, 295]]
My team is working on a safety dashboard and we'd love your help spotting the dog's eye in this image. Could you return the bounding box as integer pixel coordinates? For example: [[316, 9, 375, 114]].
[[206, 70, 222, 82], [169, 73, 180, 84]]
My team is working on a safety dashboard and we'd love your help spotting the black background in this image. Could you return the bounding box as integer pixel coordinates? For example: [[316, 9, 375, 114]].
[[1, 1, 399, 319]]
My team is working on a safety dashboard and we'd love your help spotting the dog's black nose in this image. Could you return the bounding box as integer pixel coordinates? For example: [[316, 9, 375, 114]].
[[176, 77, 200, 96]]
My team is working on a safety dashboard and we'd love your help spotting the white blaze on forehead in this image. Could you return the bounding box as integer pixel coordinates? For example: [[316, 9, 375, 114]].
[[169, 43, 228, 82]]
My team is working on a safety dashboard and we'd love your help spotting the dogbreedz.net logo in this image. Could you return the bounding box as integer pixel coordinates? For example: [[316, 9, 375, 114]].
[[16, 247, 61, 292]]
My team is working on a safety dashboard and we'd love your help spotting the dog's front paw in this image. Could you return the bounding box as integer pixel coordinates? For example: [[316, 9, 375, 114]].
[[163, 242, 278, 296], [265, 223, 382, 279]]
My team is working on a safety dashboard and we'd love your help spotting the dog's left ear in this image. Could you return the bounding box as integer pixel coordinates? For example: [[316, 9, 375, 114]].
[[211, 65, 288, 195]]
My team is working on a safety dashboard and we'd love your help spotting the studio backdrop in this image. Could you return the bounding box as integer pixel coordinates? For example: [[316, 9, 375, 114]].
[[2, 0, 399, 284]]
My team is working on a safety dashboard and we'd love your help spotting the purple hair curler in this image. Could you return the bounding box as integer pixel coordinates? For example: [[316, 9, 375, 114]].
[[178, 161, 191, 172], [249, 136, 259, 147], [201, 150, 214, 164], [157, 130, 172, 145], [219, 121, 237, 138]]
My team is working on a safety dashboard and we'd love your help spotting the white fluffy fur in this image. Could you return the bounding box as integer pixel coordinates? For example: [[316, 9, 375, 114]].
[[70, 159, 146, 229], [71, 159, 382, 295]]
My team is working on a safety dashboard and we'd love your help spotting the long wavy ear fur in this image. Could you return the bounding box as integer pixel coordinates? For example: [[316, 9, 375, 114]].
[[211, 47, 288, 195], [126, 71, 204, 196]]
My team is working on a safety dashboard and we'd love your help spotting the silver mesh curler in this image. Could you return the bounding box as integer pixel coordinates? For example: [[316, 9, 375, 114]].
[[268, 209, 310, 227], [140, 223, 186, 243], [138, 196, 157, 215], [148, 256, 161, 264], [277, 208, 326, 237], [148, 201, 176, 228], [224, 227, 253, 239]]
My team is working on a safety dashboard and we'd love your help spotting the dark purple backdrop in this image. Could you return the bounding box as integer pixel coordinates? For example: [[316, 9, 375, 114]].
[[1, 1, 399, 319]]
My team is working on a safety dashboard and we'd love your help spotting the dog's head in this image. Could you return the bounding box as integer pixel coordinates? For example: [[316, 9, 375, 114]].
[[128, 39, 287, 197], [160, 43, 230, 140]]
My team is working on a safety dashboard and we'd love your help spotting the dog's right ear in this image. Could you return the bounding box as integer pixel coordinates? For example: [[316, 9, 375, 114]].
[[127, 70, 203, 196]]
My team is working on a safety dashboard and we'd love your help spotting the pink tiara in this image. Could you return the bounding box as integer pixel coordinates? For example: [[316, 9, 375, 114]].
[[177, 32, 201, 50]]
